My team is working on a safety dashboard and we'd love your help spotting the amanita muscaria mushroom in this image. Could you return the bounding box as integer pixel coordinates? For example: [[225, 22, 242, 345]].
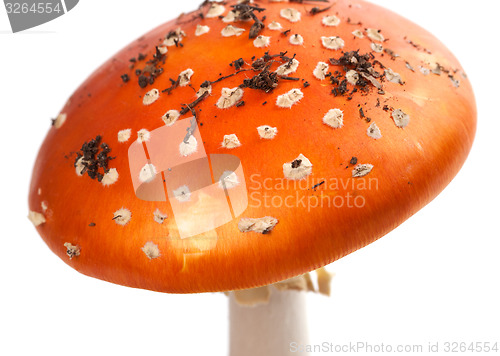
[[28, 0, 476, 354]]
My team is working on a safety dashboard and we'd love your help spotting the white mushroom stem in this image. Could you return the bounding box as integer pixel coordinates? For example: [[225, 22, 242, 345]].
[[229, 288, 310, 356]]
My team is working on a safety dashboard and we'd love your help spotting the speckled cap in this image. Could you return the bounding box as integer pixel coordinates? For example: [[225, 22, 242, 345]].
[[28, 0, 476, 293]]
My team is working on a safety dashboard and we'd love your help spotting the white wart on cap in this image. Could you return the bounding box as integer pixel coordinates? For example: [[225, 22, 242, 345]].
[[371, 43, 383, 53], [75, 157, 85, 176], [137, 129, 151, 143], [142, 242, 161, 260], [101, 168, 119, 186], [346, 70, 359, 85], [385, 68, 404, 84], [139, 164, 157, 183], [321, 36, 344, 50], [53, 113, 67, 129], [195, 24, 210, 36], [196, 83, 212, 98], [157, 45, 168, 55], [283, 154, 312, 180], [254, 36, 271, 48], [221, 25, 245, 37], [113, 208, 132, 226], [367, 28, 385, 42], [392, 109, 410, 128], [216, 87, 244, 109], [276, 89, 303, 108], [173, 185, 191, 202], [64, 243, 80, 259], [322, 15, 340, 27], [162, 110, 180, 126], [275, 58, 299, 76], [143, 89, 159, 105], [222, 134, 241, 149], [153, 209, 168, 224], [323, 109, 344, 129], [352, 164, 374, 178], [118, 129, 131, 143], [178, 69, 194, 87], [238, 217, 278, 234], [280, 8, 301, 22], [219, 171, 239, 189], [289, 34, 304, 46], [367, 122, 382, 139], [313, 62, 329, 80], [222, 10, 237, 23], [268, 21, 282, 30], [257, 125, 278, 139], [352, 29, 364, 38], [163, 28, 185, 46], [28, 211, 46, 226], [180, 136, 198, 156], [206, 3, 225, 18]]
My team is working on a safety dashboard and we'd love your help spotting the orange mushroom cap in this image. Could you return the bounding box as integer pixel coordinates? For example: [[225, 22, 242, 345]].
[[28, 0, 476, 293]]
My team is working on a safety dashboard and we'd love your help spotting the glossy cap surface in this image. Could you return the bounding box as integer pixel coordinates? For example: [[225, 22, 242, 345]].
[[28, 0, 476, 293]]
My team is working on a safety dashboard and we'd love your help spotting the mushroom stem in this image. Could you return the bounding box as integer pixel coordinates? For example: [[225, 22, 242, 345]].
[[229, 288, 310, 356]]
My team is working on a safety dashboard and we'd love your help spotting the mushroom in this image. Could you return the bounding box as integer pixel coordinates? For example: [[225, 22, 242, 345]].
[[28, 1, 476, 356]]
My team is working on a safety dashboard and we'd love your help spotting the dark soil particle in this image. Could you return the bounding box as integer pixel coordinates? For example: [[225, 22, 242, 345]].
[[280, 76, 301, 81], [239, 52, 298, 92], [74, 136, 115, 183], [329, 51, 384, 97], [241, 65, 279, 92], [312, 180, 326, 191], [230, 58, 245, 70], [138, 75, 148, 88], [162, 76, 181, 94], [230, 3, 266, 39], [310, 5, 332, 15], [128, 45, 167, 89], [180, 91, 209, 115], [384, 48, 398, 60], [211, 69, 250, 85], [291, 159, 302, 169]]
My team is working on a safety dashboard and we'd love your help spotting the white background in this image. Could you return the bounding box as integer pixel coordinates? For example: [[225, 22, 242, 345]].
[[0, 1, 498, 355]]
